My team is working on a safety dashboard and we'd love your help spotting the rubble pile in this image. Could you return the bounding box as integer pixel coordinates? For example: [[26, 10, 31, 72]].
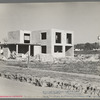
[[32, 54, 100, 63], [0, 71, 100, 97], [1, 53, 100, 63], [53, 57, 80, 64], [33, 54, 54, 62], [77, 54, 100, 62]]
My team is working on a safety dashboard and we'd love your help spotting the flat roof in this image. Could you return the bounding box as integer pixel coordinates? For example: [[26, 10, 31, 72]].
[[0, 43, 41, 46]]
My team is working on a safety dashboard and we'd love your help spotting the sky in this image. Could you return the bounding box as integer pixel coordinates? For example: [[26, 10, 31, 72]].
[[0, 2, 100, 44]]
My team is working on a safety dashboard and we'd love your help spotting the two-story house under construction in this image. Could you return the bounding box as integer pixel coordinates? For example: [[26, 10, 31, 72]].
[[0, 29, 74, 58]]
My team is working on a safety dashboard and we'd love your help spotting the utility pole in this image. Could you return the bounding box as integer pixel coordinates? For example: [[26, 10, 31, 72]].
[[27, 52, 29, 68], [97, 36, 100, 49]]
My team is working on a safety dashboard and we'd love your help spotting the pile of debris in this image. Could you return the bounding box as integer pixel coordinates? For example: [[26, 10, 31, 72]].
[[1, 52, 100, 63], [33, 54, 54, 62], [0, 56, 7, 61], [77, 54, 100, 62], [32, 54, 100, 63], [0, 71, 100, 97], [53, 57, 81, 64]]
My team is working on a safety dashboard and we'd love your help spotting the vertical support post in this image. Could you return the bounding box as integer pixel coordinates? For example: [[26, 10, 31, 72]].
[[72, 46, 74, 57], [63, 45, 65, 57], [16, 44, 18, 56], [27, 45, 30, 68], [29, 45, 30, 56]]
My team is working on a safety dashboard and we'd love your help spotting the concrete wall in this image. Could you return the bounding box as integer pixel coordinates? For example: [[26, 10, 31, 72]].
[[8, 31, 20, 43], [31, 30, 52, 54], [3, 46, 8, 58], [51, 29, 74, 57], [31, 30, 40, 44], [8, 30, 31, 44], [3, 45, 11, 58], [31, 29, 74, 58], [7, 29, 74, 58]]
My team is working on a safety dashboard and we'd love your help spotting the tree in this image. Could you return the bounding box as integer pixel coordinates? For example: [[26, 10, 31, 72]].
[[84, 43, 92, 50], [74, 42, 99, 51], [92, 42, 99, 49], [74, 44, 85, 50]]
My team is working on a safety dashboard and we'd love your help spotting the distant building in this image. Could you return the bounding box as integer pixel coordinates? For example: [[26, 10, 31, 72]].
[[74, 49, 81, 51], [0, 29, 74, 58]]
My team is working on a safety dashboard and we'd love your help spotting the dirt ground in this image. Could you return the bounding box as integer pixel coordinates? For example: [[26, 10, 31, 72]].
[[0, 59, 100, 98], [0, 77, 91, 98]]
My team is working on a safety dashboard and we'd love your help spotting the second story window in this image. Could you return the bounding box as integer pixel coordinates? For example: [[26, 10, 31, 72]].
[[55, 32, 61, 43], [67, 33, 72, 44], [24, 33, 30, 43], [41, 32, 46, 40]]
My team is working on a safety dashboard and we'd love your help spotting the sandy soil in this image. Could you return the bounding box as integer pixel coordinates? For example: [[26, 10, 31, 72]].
[[0, 60, 100, 98], [0, 77, 90, 98]]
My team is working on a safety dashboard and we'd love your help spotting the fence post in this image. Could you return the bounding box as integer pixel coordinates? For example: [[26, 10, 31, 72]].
[[27, 45, 30, 68]]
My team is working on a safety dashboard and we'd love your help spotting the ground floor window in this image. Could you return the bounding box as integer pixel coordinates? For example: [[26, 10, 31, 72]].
[[65, 46, 71, 51], [65, 46, 72, 56], [54, 46, 62, 53], [41, 46, 47, 53]]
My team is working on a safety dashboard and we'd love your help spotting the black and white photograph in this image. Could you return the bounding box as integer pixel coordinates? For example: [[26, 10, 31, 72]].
[[0, 1, 100, 98]]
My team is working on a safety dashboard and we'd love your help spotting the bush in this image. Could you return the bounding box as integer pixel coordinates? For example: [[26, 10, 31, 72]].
[[98, 54, 100, 59]]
